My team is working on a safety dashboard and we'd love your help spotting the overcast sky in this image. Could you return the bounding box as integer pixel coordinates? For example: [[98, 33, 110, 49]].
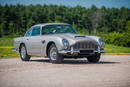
[[0, 0, 130, 8]]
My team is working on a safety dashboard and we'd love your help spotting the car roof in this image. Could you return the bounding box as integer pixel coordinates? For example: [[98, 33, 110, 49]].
[[32, 23, 70, 27]]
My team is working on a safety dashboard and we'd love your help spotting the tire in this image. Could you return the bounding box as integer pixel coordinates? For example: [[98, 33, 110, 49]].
[[48, 44, 63, 64], [87, 53, 101, 63], [20, 44, 31, 61]]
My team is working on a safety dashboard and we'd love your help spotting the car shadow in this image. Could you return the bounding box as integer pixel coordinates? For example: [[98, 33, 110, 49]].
[[62, 60, 120, 64], [30, 59, 50, 63], [30, 59, 120, 64]]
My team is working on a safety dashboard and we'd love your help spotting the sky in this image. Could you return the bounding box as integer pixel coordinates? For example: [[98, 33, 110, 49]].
[[0, 0, 130, 8]]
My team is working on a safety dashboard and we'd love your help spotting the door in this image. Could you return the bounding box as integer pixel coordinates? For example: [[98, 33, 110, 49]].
[[24, 28, 32, 55], [25, 26, 43, 56], [29, 26, 42, 55]]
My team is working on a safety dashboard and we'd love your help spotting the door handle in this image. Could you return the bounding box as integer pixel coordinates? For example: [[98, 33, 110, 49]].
[[41, 40, 45, 44]]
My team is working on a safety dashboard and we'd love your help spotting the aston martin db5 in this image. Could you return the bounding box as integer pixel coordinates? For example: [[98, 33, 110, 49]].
[[13, 23, 105, 63]]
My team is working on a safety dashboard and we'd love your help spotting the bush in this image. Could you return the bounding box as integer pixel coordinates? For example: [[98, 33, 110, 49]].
[[99, 32, 129, 47], [77, 29, 89, 35]]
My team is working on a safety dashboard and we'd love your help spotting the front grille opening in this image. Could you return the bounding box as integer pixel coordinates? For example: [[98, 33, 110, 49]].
[[73, 41, 98, 49]]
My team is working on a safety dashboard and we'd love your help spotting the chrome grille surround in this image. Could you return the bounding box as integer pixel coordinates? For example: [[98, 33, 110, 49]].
[[73, 41, 98, 50]]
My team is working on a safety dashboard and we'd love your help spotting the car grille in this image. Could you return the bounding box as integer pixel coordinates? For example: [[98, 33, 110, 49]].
[[73, 41, 98, 49]]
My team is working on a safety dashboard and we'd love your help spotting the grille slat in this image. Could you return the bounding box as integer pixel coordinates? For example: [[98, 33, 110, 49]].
[[73, 41, 98, 49]]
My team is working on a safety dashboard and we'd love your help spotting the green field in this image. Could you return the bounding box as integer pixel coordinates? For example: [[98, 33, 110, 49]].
[[104, 44, 130, 54], [0, 37, 14, 46], [0, 38, 130, 58], [0, 37, 18, 58]]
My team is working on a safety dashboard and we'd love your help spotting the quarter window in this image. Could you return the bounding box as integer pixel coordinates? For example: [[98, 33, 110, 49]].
[[25, 29, 32, 37], [31, 27, 40, 36]]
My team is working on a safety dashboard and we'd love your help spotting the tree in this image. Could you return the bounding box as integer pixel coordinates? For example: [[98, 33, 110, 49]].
[[125, 20, 130, 46], [89, 12, 103, 34], [0, 4, 130, 46], [8, 22, 14, 34]]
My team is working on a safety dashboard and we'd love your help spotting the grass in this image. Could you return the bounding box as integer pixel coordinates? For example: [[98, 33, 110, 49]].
[[0, 37, 130, 58], [105, 44, 130, 53], [0, 37, 14, 46], [0, 37, 19, 58], [0, 48, 19, 58]]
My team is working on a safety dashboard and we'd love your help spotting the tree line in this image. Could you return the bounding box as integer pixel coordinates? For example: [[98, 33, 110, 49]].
[[0, 4, 130, 46]]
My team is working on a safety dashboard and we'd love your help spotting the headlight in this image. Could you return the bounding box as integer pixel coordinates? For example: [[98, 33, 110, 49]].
[[62, 39, 69, 49], [99, 38, 105, 48]]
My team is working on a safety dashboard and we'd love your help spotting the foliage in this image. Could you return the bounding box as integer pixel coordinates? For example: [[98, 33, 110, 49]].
[[0, 4, 130, 46], [97, 32, 128, 46]]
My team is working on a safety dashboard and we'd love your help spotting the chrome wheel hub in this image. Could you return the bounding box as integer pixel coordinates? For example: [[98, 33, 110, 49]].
[[21, 46, 26, 59], [50, 47, 57, 60]]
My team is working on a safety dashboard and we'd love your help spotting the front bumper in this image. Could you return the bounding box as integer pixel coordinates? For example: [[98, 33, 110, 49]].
[[58, 47, 105, 55], [12, 48, 16, 51], [12, 48, 19, 53]]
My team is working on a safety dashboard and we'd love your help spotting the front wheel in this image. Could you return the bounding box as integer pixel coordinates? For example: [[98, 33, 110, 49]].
[[20, 44, 31, 61], [48, 44, 63, 64], [87, 53, 101, 63]]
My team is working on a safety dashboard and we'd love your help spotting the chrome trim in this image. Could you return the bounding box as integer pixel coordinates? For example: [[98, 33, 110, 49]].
[[58, 48, 105, 55], [94, 50, 105, 53], [58, 50, 80, 55], [58, 47, 80, 55]]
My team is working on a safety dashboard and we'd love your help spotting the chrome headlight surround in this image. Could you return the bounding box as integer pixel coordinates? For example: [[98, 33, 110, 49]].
[[99, 38, 105, 48], [62, 38, 69, 49]]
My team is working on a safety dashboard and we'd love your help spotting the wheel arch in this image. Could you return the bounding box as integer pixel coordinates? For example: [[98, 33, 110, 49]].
[[19, 43, 25, 53], [46, 41, 55, 57]]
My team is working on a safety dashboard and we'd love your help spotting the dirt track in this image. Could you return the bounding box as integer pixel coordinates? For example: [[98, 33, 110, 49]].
[[0, 55, 130, 87]]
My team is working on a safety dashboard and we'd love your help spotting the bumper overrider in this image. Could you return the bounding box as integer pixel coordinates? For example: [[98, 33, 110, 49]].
[[12, 48, 19, 53], [58, 46, 105, 55], [12, 48, 16, 51]]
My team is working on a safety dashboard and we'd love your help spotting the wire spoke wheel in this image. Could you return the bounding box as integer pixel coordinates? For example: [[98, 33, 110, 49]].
[[21, 46, 26, 59], [50, 47, 57, 61], [20, 44, 30, 61], [49, 44, 63, 64]]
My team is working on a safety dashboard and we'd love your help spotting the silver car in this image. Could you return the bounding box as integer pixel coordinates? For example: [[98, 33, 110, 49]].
[[13, 23, 105, 63]]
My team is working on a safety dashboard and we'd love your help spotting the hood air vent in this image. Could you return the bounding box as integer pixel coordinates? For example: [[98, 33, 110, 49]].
[[74, 35, 86, 38]]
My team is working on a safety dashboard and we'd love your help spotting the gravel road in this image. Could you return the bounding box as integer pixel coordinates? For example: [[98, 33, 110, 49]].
[[0, 55, 130, 87]]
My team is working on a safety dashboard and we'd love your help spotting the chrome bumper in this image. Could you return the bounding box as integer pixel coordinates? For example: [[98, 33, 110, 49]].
[[58, 47, 105, 55], [12, 48, 19, 53], [12, 48, 16, 51], [58, 50, 80, 54], [94, 50, 105, 53], [58, 49, 105, 54]]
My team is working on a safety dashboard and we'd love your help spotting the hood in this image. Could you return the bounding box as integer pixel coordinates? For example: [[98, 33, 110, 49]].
[[52, 33, 100, 45]]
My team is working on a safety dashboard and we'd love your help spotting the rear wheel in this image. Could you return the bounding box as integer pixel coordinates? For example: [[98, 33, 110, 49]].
[[48, 44, 63, 64], [87, 53, 101, 63], [20, 44, 31, 61]]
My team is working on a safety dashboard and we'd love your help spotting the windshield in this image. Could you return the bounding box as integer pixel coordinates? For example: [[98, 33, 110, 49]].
[[42, 25, 77, 35]]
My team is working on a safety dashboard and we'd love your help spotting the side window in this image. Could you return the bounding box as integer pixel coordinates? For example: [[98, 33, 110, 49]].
[[31, 27, 40, 36], [25, 29, 32, 37]]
